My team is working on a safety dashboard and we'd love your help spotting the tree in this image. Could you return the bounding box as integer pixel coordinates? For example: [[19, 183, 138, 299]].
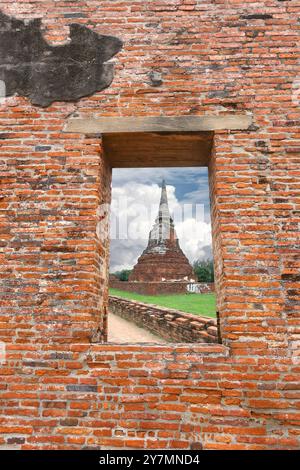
[[113, 269, 132, 281], [193, 259, 214, 283]]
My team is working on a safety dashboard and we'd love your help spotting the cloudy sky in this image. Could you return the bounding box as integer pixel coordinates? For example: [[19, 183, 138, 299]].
[[110, 167, 213, 272]]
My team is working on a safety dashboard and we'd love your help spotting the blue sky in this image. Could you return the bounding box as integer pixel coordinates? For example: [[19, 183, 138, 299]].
[[110, 167, 212, 272]]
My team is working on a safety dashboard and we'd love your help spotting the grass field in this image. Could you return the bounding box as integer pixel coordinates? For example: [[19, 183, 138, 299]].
[[109, 288, 216, 318]]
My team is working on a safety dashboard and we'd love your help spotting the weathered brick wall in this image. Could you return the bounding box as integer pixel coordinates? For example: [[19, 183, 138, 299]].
[[110, 279, 187, 294], [0, 118, 111, 345], [1, 343, 299, 450], [109, 279, 214, 295], [0, 0, 299, 450], [109, 295, 218, 343]]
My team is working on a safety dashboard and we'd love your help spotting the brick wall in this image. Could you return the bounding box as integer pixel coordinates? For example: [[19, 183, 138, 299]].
[[1, 343, 299, 450], [109, 279, 214, 295], [109, 295, 218, 343], [0, 0, 299, 450]]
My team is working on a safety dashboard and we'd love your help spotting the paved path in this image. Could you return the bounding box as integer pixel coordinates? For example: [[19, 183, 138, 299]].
[[108, 312, 164, 343]]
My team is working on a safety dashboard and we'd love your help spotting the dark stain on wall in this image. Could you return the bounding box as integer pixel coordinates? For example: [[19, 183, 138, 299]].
[[0, 11, 123, 107]]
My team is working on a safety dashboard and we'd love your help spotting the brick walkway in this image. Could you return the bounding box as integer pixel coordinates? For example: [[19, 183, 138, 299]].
[[108, 312, 164, 343]]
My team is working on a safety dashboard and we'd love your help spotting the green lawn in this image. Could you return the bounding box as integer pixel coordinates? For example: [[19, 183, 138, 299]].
[[109, 288, 216, 318]]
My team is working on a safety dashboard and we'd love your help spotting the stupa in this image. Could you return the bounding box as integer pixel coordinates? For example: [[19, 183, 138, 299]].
[[129, 180, 196, 282]]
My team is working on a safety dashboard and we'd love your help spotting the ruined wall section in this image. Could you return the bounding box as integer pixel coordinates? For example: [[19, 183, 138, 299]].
[[109, 279, 215, 295], [109, 296, 218, 343], [0, 103, 112, 345]]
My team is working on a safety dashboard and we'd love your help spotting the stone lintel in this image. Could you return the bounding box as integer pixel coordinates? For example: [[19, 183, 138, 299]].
[[64, 114, 253, 134]]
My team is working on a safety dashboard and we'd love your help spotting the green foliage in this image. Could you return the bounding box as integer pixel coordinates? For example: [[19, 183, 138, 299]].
[[109, 288, 216, 317], [193, 259, 214, 283], [113, 269, 132, 281]]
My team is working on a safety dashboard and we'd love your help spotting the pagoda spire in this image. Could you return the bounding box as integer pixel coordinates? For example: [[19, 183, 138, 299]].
[[159, 179, 168, 207], [158, 179, 172, 221], [149, 180, 176, 245]]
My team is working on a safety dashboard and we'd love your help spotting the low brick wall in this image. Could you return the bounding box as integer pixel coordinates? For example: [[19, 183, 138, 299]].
[[110, 279, 215, 295], [109, 295, 218, 343]]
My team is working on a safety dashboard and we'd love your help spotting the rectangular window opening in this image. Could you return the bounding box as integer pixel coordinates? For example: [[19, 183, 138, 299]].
[[107, 165, 219, 345]]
